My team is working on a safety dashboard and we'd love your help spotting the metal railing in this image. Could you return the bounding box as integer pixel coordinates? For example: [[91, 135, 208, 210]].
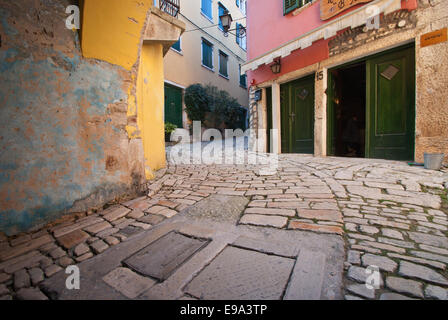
[[159, 0, 180, 18]]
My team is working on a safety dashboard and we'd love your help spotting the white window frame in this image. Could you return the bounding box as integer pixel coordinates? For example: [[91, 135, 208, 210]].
[[236, 23, 247, 51], [238, 0, 247, 16]]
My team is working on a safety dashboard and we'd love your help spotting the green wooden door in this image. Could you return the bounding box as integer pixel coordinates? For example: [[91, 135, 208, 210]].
[[366, 46, 415, 160], [164, 84, 183, 128], [281, 75, 315, 154]]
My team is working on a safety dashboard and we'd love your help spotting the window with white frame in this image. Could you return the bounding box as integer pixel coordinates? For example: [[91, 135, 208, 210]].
[[236, 0, 246, 16], [236, 23, 247, 51]]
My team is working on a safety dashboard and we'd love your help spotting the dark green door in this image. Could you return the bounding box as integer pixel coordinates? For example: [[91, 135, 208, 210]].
[[366, 46, 415, 160], [164, 84, 183, 128], [281, 75, 315, 154]]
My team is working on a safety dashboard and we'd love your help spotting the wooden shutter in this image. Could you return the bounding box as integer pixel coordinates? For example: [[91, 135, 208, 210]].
[[201, 0, 212, 19], [202, 40, 213, 69], [219, 51, 228, 77], [218, 4, 225, 30], [172, 39, 181, 52], [236, 23, 240, 45], [284, 0, 299, 15], [239, 65, 247, 88]]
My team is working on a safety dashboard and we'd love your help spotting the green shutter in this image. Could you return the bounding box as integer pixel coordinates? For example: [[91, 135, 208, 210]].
[[202, 40, 213, 69], [219, 51, 228, 77], [284, 0, 299, 15]]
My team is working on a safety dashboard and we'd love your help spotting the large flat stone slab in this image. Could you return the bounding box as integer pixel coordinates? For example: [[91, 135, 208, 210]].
[[284, 249, 326, 300], [40, 213, 345, 300], [0, 235, 53, 261], [183, 195, 249, 222], [123, 232, 208, 281], [57, 230, 90, 250], [185, 246, 295, 300], [103, 268, 156, 299]]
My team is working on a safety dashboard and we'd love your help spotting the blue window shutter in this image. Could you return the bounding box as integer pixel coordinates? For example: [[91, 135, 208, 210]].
[[172, 39, 181, 52], [236, 23, 240, 45], [218, 4, 225, 30], [202, 0, 213, 19]]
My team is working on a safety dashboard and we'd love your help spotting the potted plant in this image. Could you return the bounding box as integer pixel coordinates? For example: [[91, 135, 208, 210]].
[[165, 122, 177, 142]]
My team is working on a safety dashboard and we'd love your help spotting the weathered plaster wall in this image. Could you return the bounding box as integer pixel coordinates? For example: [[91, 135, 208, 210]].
[[81, 0, 152, 71], [0, 0, 149, 235], [414, 0, 448, 162]]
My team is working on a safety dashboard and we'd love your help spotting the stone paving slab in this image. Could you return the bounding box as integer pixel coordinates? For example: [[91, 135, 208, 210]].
[[41, 221, 183, 300], [2, 154, 448, 300], [123, 232, 208, 281], [184, 246, 295, 300], [284, 249, 326, 300], [102, 268, 156, 299], [182, 194, 249, 222], [38, 212, 344, 300], [240, 214, 288, 228], [232, 236, 299, 258]]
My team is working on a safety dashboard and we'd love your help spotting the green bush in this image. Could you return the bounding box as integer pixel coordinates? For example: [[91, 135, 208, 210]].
[[224, 104, 247, 130], [165, 122, 177, 134], [184, 84, 210, 123], [184, 83, 246, 130]]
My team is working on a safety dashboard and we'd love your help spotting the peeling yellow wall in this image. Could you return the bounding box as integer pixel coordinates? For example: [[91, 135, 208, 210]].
[[81, 0, 169, 179], [81, 0, 152, 70], [138, 43, 166, 179]]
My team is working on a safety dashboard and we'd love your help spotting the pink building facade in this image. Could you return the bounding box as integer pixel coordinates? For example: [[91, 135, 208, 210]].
[[243, 0, 448, 163]]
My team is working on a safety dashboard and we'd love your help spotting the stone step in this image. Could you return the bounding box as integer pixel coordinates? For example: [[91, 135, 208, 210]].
[[284, 249, 326, 300]]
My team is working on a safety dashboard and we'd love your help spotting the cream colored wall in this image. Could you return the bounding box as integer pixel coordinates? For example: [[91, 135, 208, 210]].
[[164, 0, 249, 117]]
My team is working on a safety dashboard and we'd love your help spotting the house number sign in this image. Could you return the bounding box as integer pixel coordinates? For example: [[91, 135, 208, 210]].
[[321, 0, 374, 20]]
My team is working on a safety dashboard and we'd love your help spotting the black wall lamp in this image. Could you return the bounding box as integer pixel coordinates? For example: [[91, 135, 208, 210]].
[[270, 58, 282, 74], [219, 10, 246, 38], [219, 10, 233, 33]]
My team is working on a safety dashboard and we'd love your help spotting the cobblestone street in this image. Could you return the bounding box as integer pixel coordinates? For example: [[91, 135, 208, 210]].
[[1, 154, 448, 300]]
